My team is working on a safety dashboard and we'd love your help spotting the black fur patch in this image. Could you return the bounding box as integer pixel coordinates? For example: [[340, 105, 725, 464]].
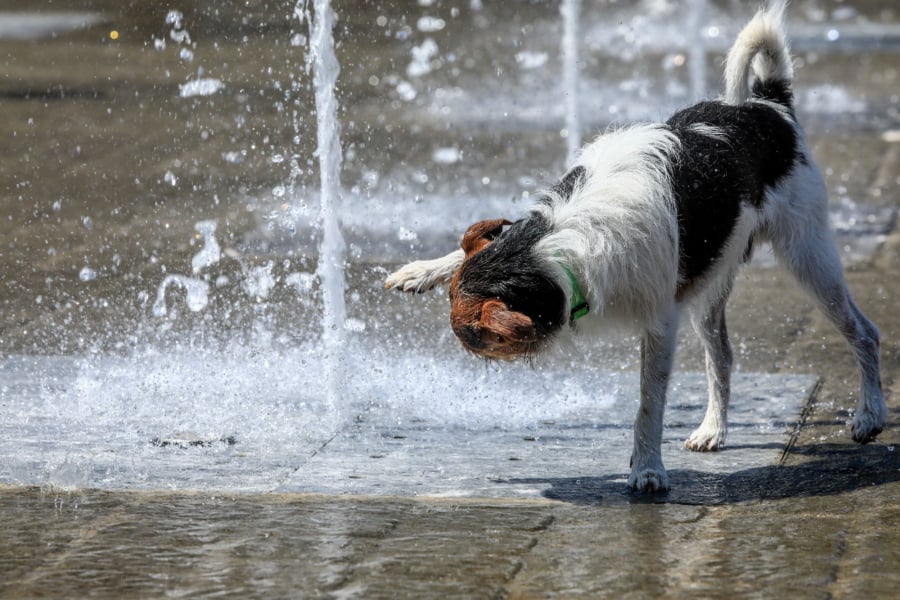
[[666, 100, 799, 295], [751, 77, 794, 110], [455, 213, 567, 336], [554, 165, 586, 199], [538, 166, 586, 207]]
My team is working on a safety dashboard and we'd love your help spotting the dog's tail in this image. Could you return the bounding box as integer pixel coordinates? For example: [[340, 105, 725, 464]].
[[724, 0, 793, 107]]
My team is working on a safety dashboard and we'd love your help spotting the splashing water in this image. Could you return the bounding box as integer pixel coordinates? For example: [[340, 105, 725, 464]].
[[152, 275, 210, 317], [191, 220, 221, 274]]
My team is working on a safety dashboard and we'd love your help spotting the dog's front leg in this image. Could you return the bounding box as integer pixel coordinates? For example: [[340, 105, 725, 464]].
[[384, 249, 465, 293], [629, 310, 679, 493]]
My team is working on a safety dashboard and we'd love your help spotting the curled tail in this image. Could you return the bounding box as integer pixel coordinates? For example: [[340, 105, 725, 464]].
[[724, 0, 793, 106]]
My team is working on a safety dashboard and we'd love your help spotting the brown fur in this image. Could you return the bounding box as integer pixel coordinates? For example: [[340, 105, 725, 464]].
[[449, 219, 538, 359]]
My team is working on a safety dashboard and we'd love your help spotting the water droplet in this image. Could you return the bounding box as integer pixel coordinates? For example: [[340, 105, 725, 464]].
[[344, 318, 366, 333], [191, 220, 221, 274], [397, 227, 418, 242], [152, 275, 209, 317], [179, 78, 223, 98], [417, 17, 446, 33], [432, 147, 461, 164], [165, 10, 183, 27], [396, 81, 417, 101]]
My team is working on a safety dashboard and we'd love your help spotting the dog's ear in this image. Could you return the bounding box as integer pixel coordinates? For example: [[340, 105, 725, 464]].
[[478, 299, 537, 344], [460, 218, 512, 258]]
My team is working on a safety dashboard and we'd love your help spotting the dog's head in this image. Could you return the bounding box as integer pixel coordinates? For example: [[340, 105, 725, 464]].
[[448, 217, 567, 360]]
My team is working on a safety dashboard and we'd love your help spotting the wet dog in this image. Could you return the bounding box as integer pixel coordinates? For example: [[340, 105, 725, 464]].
[[384, 1, 885, 492]]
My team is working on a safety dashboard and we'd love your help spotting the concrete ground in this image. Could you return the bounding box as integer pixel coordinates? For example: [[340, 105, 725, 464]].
[[1, 1, 899, 598]]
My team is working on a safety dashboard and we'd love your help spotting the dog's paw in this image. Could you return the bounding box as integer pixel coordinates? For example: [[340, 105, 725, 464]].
[[684, 424, 726, 452], [384, 262, 438, 293], [851, 404, 887, 444], [627, 466, 670, 494]]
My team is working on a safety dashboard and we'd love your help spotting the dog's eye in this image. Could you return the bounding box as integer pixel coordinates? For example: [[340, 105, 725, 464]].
[[483, 331, 505, 346]]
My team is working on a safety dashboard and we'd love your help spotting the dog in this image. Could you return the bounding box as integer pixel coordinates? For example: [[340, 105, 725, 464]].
[[384, 0, 886, 493]]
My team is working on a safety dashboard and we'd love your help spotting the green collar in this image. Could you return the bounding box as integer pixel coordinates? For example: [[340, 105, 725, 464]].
[[558, 261, 589, 322]]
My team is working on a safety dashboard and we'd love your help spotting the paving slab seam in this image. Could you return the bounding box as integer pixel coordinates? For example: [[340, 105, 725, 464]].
[[268, 430, 340, 493], [776, 377, 823, 469], [495, 515, 557, 599]]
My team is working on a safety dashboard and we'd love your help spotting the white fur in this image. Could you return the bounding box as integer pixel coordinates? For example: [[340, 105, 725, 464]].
[[758, 137, 885, 444], [534, 125, 682, 329], [384, 249, 464, 293], [686, 123, 730, 143]]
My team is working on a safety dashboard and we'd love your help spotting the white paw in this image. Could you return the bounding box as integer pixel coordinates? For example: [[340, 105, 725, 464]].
[[627, 466, 670, 494], [384, 262, 439, 293], [851, 403, 887, 444], [684, 424, 726, 452]]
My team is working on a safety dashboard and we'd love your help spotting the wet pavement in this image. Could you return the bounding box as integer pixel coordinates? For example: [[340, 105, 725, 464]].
[[0, 353, 818, 500], [2, 0, 900, 598]]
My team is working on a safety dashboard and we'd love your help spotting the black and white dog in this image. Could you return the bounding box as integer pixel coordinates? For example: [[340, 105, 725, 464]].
[[385, 1, 885, 492]]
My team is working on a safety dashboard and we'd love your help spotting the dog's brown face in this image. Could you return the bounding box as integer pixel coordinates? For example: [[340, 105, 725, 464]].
[[448, 218, 541, 360]]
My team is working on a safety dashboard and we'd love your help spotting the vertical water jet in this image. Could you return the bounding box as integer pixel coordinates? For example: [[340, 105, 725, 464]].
[[688, 0, 708, 101], [299, 0, 346, 403], [561, 0, 581, 166]]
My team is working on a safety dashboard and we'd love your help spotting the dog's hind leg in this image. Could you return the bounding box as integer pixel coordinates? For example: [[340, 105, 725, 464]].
[[629, 307, 679, 493], [770, 179, 886, 443], [684, 281, 734, 451]]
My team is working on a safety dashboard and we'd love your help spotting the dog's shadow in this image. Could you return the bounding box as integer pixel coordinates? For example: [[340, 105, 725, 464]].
[[500, 443, 900, 506]]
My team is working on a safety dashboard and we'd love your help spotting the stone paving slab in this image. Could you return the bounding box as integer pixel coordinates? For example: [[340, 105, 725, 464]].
[[0, 355, 817, 503], [280, 373, 818, 504]]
